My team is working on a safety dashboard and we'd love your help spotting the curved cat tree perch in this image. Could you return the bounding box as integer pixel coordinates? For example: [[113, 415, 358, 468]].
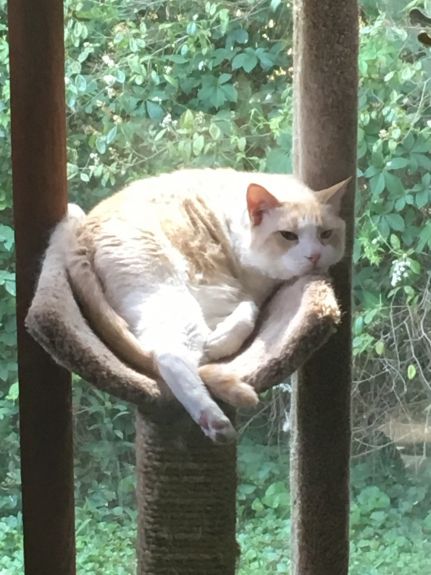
[[9, 0, 357, 573]]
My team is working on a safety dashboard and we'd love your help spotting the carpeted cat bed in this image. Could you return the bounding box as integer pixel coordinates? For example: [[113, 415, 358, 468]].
[[25, 210, 341, 575]]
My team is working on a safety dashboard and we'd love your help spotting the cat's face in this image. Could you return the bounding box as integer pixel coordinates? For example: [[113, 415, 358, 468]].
[[245, 178, 350, 280]]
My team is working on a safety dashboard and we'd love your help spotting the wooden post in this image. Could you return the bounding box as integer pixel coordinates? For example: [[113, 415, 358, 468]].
[[291, 2, 358, 574], [8, 1, 76, 574]]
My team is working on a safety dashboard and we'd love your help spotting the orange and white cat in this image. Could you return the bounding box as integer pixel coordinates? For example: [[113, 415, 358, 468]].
[[66, 168, 349, 442]]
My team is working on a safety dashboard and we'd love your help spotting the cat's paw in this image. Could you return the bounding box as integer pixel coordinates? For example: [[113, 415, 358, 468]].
[[205, 301, 257, 360], [224, 381, 259, 408], [205, 329, 244, 360], [199, 365, 259, 408], [198, 408, 237, 444]]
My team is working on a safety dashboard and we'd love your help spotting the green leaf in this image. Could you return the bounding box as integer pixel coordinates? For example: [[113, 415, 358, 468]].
[[95, 136, 106, 154], [385, 213, 405, 232], [218, 73, 232, 85], [407, 364, 416, 380], [364, 165, 380, 178], [220, 83, 237, 103], [389, 234, 400, 250], [251, 498, 264, 513], [255, 48, 275, 69], [106, 126, 117, 145], [146, 101, 164, 121], [192, 134, 204, 156], [386, 157, 409, 170], [375, 341, 384, 355], [232, 50, 258, 73], [384, 172, 404, 197], [75, 74, 87, 92], [181, 110, 194, 129], [377, 216, 390, 238], [5, 280, 16, 296], [394, 197, 406, 211], [369, 172, 385, 197], [417, 223, 431, 251], [0, 224, 15, 251], [415, 153, 431, 170], [408, 259, 421, 274], [0, 270, 15, 284], [186, 21, 197, 35], [209, 123, 221, 140], [415, 189, 429, 209], [7, 382, 19, 401]]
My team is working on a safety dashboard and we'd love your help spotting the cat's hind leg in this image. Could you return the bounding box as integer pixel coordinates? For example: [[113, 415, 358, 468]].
[[130, 288, 238, 443]]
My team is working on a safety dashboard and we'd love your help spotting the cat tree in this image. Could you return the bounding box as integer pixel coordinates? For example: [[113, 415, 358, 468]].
[[9, 0, 357, 574], [26, 213, 340, 574]]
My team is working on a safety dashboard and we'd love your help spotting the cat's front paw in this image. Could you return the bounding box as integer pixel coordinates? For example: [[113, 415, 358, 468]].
[[205, 330, 244, 361], [199, 364, 259, 409], [224, 381, 259, 408]]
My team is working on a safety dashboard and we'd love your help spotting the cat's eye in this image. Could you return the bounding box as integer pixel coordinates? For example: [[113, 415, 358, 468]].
[[320, 229, 333, 240], [280, 231, 298, 241]]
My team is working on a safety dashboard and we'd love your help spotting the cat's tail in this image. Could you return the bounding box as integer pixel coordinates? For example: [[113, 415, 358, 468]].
[[64, 208, 158, 379]]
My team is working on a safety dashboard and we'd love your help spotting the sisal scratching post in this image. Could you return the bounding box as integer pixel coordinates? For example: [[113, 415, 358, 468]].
[[136, 406, 237, 574], [292, 2, 358, 575], [26, 211, 341, 574]]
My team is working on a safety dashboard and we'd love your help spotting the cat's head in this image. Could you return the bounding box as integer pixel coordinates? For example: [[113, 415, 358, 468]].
[[245, 176, 351, 280]]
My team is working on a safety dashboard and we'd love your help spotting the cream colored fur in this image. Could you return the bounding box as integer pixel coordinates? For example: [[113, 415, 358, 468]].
[[66, 168, 349, 442]]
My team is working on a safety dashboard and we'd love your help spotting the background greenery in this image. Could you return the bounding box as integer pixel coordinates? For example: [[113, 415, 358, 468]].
[[1, 0, 431, 573]]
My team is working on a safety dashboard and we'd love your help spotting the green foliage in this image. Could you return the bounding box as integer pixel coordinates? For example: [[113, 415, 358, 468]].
[[349, 457, 431, 575], [0, 1, 20, 546], [64, 0, 293, 207], [73, 379, 136, 508], [237, 440, 431, 575], [237, 438, 291, 574], [352, 7, 431, 433], [355, 11, 431, 307]]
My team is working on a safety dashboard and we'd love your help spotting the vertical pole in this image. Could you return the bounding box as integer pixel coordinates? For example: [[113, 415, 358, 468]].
[[8, 1, 76, 574], [136, 407, 237, 575], [291, 2, 358, 575]]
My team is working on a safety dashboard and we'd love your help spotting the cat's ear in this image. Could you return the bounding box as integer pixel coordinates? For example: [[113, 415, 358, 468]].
[[314, 176, 352, 213], [247, 183, 281, 226]]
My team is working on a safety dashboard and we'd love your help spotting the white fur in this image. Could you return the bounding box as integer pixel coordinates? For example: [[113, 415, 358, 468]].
[[68, 169, 348, 442]]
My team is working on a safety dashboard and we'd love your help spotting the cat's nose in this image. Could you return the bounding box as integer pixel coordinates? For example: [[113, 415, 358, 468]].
[[306, 253, 321, 266]]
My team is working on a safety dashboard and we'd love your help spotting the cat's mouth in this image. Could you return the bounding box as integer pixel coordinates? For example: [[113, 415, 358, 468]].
[[305, 261, 327, 274]]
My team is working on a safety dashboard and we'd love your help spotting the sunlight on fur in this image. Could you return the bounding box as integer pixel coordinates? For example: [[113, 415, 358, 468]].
[[65, 168, 350, 442]]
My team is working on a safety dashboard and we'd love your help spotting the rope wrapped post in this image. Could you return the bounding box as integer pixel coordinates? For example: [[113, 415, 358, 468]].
[[8, 0, 76, 573], [136, 406, 237, 574], [292, 2, 358, 574], [26, 213, 341, 573]]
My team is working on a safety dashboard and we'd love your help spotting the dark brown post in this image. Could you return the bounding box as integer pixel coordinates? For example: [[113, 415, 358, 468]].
[[8, 1, 76, 574], [291, 2, 358, 574]]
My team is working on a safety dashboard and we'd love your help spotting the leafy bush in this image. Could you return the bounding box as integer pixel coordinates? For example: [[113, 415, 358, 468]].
[[352, 5, 431, 449], [64, 0, 293, 207]]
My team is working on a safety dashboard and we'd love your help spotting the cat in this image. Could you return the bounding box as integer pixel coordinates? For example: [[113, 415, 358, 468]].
[[66, 168, 350, 443]]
